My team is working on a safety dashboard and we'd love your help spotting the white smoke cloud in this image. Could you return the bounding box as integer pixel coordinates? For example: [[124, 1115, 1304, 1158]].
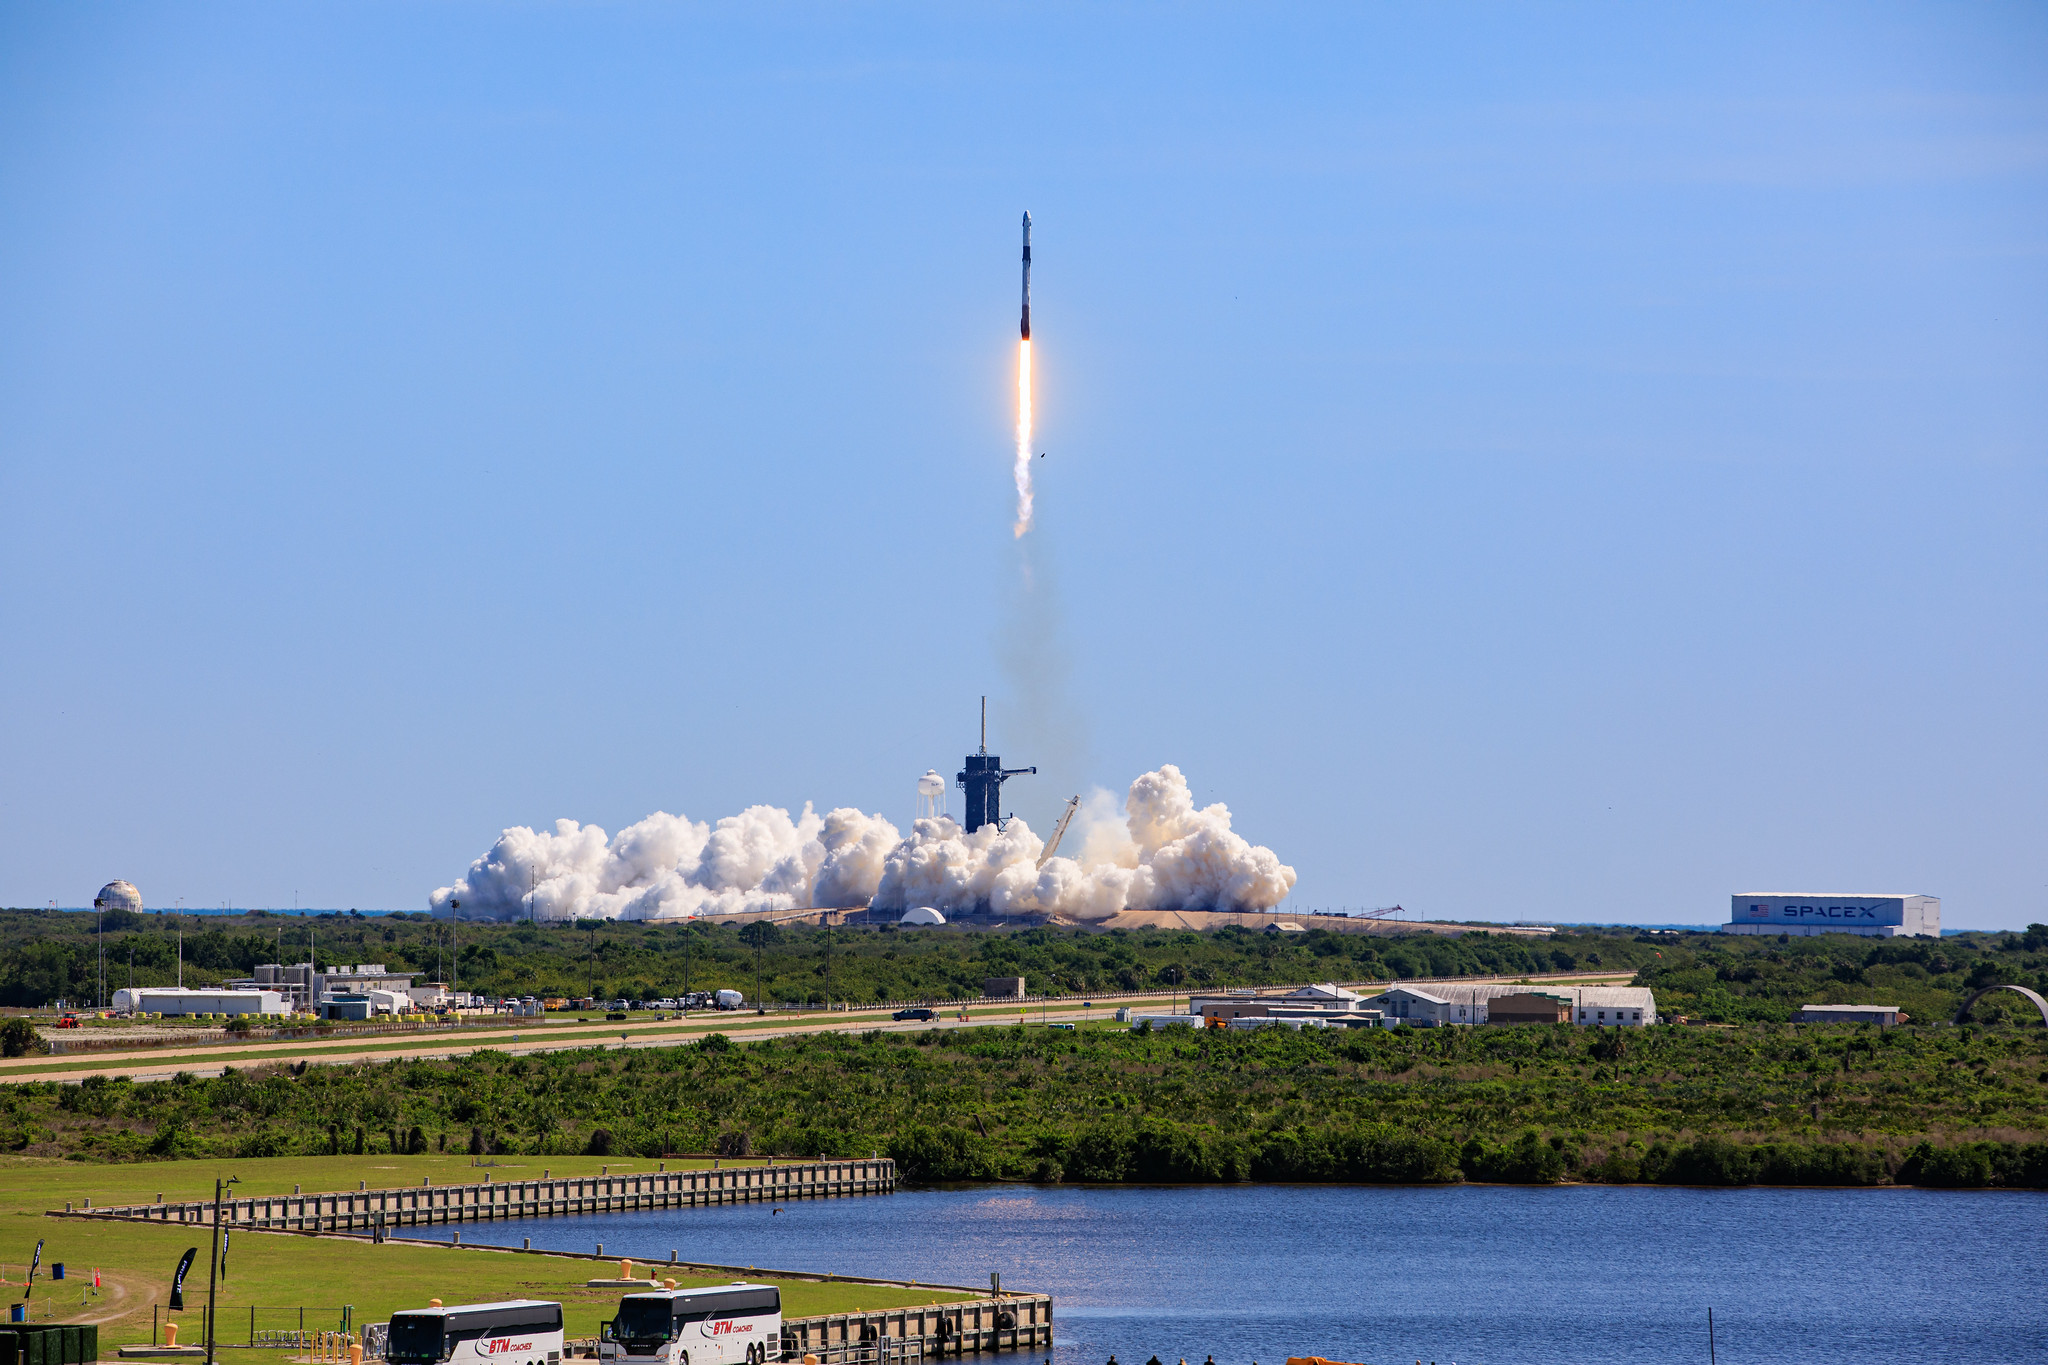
[[430, 805, 901, 922], [431, 765, 1292, 923], [872, 764, 1295, 921]]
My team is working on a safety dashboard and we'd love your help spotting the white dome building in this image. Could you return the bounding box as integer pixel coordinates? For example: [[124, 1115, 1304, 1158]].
[[94, 880, 143, 914], [899, 906, 946, 926]]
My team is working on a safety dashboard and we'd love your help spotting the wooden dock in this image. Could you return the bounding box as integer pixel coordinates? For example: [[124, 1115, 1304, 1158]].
[[782, 1296, 1053, 1360], [74, 1161, 897, 1234]]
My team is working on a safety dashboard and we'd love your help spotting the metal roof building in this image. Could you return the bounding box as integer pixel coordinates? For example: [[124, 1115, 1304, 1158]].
[[1725, 893, 1940, 939]]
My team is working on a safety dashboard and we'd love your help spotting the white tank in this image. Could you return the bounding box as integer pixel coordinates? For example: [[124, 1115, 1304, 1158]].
[[94, 880, 143, 913]]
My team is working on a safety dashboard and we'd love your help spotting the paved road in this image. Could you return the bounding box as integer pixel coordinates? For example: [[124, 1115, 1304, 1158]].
[[2, 971, 1639, 1085]]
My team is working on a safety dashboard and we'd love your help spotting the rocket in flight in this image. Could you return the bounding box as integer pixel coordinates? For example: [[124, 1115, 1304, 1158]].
[[1020, 211, 1032, 340]]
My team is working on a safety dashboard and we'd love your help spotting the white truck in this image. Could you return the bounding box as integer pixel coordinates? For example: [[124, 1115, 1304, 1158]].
[[600, 1284, 782, 1365], [713, 990, 745, 1011], [383, 1300, 565, 1365]]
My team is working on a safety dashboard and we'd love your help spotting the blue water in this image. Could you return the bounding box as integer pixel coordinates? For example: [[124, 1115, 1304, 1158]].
[[400, 1184, 2047, 1364]]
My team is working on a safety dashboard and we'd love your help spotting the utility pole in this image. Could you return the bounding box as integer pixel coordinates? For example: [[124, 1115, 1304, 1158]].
[[205, 1175, 238, 1365], [450, 900, 459, 1005], [683, 922, 692, 1012], [97, 903, 105, 1011], [587, 924, 596, 1003], [754, 925, 764, 1015]]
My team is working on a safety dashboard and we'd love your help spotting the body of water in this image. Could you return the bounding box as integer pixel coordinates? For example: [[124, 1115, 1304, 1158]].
[[401, 1183, 2045, 1364]]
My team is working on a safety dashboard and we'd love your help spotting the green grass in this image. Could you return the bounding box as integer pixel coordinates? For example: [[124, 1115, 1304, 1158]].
[[0, 1155, 971, 1347]]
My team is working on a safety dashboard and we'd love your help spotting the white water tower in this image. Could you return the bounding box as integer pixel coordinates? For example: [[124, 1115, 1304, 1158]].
[[915, 769, 947, 821]]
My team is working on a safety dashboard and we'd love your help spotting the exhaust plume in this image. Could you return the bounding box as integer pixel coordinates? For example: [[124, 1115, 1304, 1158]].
[[1013, 339, 1034, 537], [430, 765, 1292, 923]]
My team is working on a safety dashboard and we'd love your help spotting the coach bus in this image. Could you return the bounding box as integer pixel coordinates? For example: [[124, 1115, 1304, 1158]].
[[599, 1283, 782, 1365], [385, 1300, 565, 1365]]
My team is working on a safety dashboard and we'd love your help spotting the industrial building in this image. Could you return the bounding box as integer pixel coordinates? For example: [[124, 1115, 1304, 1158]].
[[225, 962, 431, 1012], [1382, 982, 1658, 1027], [1796, 1004, 1906, 1025], [1188, 981, 1656, 1028], [1190, 983, 1379, 1025], [1723, 893, 1940, 939], [110, 988, 288, 1016]]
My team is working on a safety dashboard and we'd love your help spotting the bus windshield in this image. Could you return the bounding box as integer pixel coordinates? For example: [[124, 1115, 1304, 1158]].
[[386, 1316, 446, 1364], [613, 1301, 675, 1349]]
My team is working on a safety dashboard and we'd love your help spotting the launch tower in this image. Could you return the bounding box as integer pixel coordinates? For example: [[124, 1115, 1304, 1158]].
[[957, 696, 1034, 834]]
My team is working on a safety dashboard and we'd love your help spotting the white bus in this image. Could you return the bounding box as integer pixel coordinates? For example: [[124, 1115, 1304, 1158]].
[[385, 1300, 565, 1365], [600, 1284, 782, 1365]]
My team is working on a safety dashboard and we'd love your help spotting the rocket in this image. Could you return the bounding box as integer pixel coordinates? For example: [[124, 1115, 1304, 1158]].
[[1020, 210, 1032, 340]]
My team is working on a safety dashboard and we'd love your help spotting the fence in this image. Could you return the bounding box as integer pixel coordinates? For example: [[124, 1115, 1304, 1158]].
[[85, 1161, 897, 1235], [149, 1305, 354, 1347]]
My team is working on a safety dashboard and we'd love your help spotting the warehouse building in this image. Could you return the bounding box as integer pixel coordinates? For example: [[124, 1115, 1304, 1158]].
[[111, 988, 288, 1016], [1796, 1004, 1906, 1025], [1723, 893, 1940, 939], [1373, 983, 1659, 1027]]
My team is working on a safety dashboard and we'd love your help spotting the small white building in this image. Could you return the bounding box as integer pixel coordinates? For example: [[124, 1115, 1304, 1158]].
[[1568, 987, 1655, 1027], [1796, 1004, 1905, 1025], [112, 988, 288, 1017]]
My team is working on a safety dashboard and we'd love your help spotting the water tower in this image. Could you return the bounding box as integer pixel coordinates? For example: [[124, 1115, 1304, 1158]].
[[915, 769, 947, 821]]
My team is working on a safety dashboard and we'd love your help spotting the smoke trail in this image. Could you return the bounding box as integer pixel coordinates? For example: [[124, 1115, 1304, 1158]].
[[1012, 339, 1034, 537]]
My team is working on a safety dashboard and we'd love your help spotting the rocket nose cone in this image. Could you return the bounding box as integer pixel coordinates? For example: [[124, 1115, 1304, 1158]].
[[1022, 211, 1031, 226]]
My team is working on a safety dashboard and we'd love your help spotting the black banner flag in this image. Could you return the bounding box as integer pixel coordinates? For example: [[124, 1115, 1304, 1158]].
[[22, 1239, 41, 1299], [169, 1247, 197, 1312]]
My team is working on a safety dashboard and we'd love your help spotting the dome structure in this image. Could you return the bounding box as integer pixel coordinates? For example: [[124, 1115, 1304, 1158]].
[[94, 880, 142, 914], [899, 906, 946, 926]]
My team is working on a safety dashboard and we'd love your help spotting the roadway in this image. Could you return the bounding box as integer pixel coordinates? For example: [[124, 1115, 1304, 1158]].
[[1, 970, 1638, 1085]]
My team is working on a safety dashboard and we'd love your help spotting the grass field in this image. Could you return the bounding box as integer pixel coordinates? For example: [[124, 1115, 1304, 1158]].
[[0, 1154, 971, 1349]]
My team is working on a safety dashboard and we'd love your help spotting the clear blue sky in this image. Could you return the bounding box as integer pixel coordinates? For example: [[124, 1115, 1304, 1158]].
[[2, 3, 2043, 928]]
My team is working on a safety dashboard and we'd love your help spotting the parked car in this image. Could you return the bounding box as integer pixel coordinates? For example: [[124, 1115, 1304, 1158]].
[[892, 1007, 937, 1022]]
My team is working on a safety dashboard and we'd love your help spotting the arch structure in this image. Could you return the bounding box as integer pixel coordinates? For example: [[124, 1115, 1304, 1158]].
[[1952, 983, 2048, 1028]]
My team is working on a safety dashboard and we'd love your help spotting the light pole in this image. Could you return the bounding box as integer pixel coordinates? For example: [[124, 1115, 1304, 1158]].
[[205, 1174, 239, 1365]]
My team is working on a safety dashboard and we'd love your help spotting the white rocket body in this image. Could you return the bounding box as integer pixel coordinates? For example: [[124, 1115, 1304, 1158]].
[[1020, 211, 1032, 340]]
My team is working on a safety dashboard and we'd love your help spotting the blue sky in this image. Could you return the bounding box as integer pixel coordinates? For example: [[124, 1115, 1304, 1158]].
[[2, 3, 2043, 928]]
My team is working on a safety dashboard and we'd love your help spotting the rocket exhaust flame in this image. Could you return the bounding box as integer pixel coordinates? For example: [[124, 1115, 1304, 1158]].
[[1014, 338, 1033, 538]]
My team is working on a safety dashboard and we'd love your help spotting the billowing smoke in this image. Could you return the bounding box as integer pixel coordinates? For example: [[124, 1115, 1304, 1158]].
[[872, 764, 1295, 921], [429, 805, 901, 922], [432, 765, 1292, 923]]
